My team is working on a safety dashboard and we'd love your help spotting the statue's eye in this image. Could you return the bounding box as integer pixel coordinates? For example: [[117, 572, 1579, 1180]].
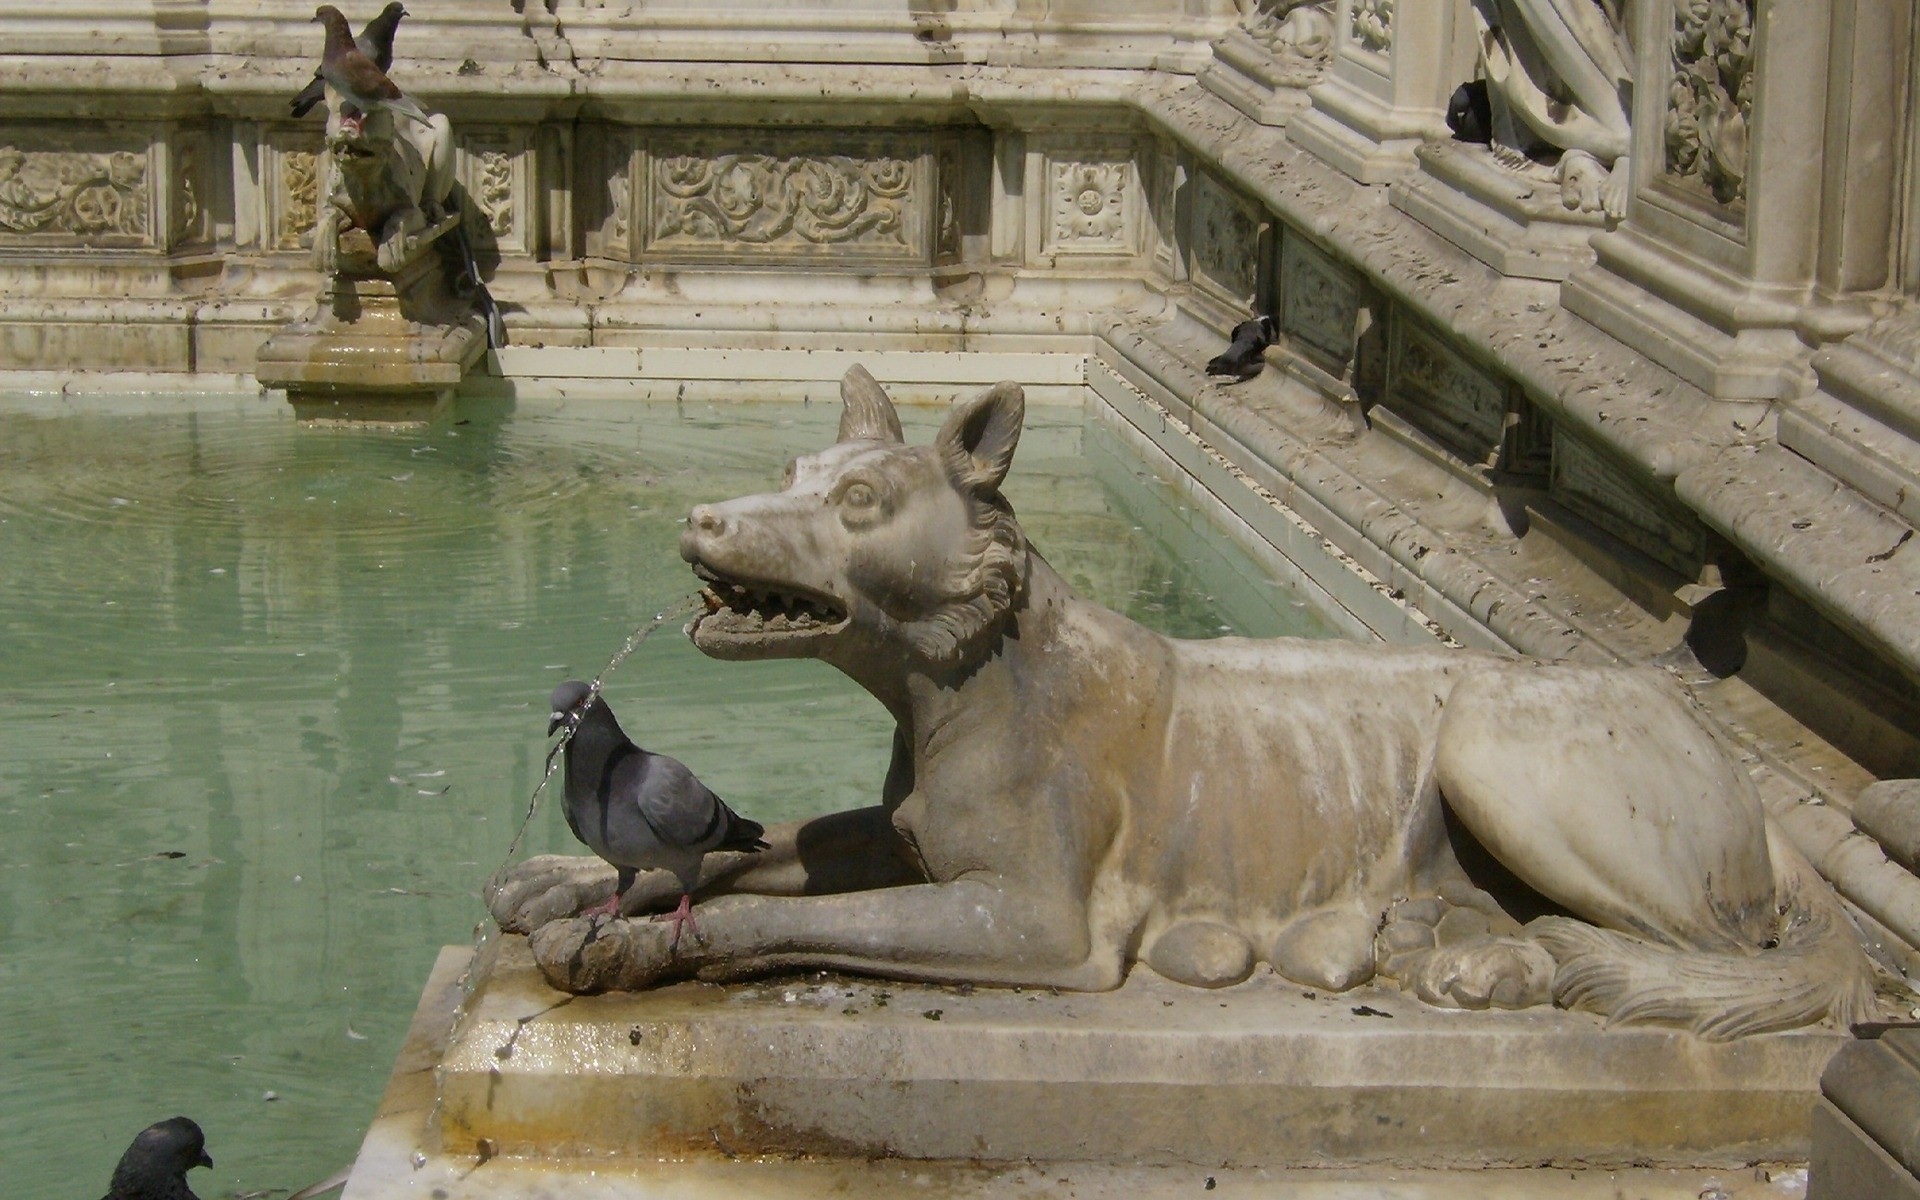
[[781, 460, 797, 488], [843, 482, 876, 509]]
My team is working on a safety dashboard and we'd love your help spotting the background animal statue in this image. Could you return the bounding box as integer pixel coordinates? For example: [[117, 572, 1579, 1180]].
[[491, 366, 1878, 1039], [311, 83, 453, 276]]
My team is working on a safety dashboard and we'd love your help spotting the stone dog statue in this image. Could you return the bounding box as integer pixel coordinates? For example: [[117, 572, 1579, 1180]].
[[312, 94, 455, 276], [491, 367, 1877, 1039]]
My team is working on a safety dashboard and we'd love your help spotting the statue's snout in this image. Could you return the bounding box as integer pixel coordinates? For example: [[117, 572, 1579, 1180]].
[[681, 503, 732, 562]]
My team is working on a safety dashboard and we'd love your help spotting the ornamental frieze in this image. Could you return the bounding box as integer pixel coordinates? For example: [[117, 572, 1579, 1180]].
[[0, 144, 151, 245]]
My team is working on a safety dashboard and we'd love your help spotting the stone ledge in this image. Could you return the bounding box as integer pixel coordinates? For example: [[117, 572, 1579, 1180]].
[[432, 936, 1844, 1173]]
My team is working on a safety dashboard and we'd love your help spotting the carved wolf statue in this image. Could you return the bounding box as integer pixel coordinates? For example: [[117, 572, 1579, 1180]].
[[492, 367, 1878, 1039]]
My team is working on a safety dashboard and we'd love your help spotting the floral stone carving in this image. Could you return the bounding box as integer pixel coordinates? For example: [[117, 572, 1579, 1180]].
[[1663, 0, 1753, 209], [651, 149, 917, 258], [0, 146, 150, 244], [492, 367, 1881, 1041], [1349, 0, 1393, 53], [1047, 159, 1130, 252]]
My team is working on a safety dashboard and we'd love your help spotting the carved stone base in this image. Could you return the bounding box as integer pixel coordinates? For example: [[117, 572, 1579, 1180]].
[[1563, 227, 1828, 401], [1779, 312, 1920, 527], [254, 241, 486, 423], [1391, 141, 1607, 282], [419, 935, 1844, 1174], [1811, 1027, 1920, 1198], [1196, 29, 1324, 128]]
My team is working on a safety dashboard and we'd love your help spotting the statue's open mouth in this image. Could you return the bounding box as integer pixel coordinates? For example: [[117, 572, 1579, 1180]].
[[688, 562, 848, 652]]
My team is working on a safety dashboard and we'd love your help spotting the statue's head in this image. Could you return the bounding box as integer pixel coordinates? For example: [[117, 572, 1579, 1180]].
[[680, 366, 1029, 674]]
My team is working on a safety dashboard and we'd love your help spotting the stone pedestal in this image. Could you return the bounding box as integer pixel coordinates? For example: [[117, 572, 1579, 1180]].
[[1391, 140, 1608, 282], [255, 230, 485, 423], [1288, 0, 1477, 184], [420, 935, 1843, 1173], [1810, 1025, 1920, 1198]]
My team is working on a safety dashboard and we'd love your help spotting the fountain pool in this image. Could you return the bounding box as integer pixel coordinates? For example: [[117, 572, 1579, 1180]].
[[0, 390, 1341, 1196]]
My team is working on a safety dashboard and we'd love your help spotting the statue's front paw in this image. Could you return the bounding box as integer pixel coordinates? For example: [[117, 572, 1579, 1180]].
[[486, 854, 616, 934], [528, 915, 675, 994]]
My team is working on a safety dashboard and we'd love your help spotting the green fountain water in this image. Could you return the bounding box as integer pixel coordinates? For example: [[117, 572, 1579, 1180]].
[[0, 392, 1339, 1196]]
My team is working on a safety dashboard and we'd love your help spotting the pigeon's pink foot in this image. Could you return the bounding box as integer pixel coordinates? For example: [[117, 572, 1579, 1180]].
[[652, 893, 698, 952], [580, 891, 624, 920]]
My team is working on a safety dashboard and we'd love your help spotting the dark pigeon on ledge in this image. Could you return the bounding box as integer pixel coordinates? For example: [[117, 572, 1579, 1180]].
[[290, 3, 406, 119], [312, 5, 432, 129], [1206, 314, 1277, 381], [1447, 80, 1493, 144], [102, 1117, 211, 1200], [548, 680, 768, 948]]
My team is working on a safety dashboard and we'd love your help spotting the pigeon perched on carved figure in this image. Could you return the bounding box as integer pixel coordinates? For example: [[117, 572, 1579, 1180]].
[[548, 680, 767, 948], [1206, 314, 1277, 381], [291, 3, 406, 120], [101, 1117, 212, 1200], [311, 5, 432, 131]]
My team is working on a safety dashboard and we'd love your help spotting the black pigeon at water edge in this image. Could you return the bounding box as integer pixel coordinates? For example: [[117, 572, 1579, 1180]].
[[102, 1117, 211, 1200], [1206, 314, 1277, 381], [290, 3, 406, 119], [548, 681, 767, 948]]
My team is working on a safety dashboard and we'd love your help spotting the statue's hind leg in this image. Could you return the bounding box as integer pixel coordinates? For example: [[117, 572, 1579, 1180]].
[[1431, 664, 1778, 951]]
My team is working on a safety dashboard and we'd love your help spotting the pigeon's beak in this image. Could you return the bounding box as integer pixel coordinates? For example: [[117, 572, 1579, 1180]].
[[548, 710, 567, 737], [196, 1151, 213, 1170]]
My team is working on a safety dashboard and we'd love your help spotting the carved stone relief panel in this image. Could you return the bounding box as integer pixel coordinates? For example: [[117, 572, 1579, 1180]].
[[1190, 169, 1262, 307], [1279, 231, 1365, 367], [0, 131, 155, 248], [644, 130, 930, 264], [1551, 427, 1706, 577], [1146, 139, 1182, 278], [1347, 0, 1394, 56], [168, 135, 209, 250], [583, 125, 637, 263], [1387, 316, 1510, 465], [1661, 0, 1753, 214], [1037, 137, 1137, 259], [461, 127, 532, 257], [935, 138, 963, 265], [264, 129, 324, 253]]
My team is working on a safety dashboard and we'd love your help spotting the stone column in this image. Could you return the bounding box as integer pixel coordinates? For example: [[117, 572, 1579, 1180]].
[[1562, 0, 1912, 401], [1288, 0, 1480, 184]]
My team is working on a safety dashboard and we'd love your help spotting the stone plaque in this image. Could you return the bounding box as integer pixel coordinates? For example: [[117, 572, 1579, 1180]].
[[1279, 231, 1364, 365], [1551, 428, 1706, 576], [645, 130, 929, 264], [1191, 169, 1262, 307], [1387, 317, 1509, 463]]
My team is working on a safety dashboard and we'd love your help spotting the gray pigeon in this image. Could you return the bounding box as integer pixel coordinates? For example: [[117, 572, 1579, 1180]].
[[291, 3, 406, 119], [312, 5, 432, 130], [548, 680, 767, 947], [102, 1117, 211, 1200]]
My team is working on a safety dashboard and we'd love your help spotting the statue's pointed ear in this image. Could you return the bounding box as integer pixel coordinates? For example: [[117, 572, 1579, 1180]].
[[936, 381, 1024, 495], [837, 364, 904, 444]]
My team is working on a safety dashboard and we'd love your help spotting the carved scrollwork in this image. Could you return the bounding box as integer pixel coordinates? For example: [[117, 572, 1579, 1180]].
[[0, 146, 150, 242], [1663, 0, 1753, 208], [1349, 0, 1393, 53], [653, 153, 914, 250], [475, 149, 514, 238], [278, 149, 319, 251]]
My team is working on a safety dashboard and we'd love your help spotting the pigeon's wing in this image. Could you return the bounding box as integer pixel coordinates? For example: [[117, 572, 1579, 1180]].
[[289, 72, 327, 118], [629, 753, 731, 852]]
